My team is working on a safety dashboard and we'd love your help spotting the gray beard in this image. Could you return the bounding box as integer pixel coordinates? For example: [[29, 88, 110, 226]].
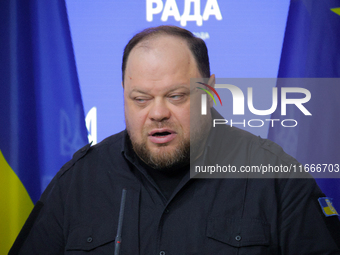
[[127, 120, 211, 171], [129, 133, 190, 170]]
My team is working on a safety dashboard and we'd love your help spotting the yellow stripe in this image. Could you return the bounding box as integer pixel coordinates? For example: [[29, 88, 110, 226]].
[[323, 206, 338, 216], [0, 150, 34, 254], [331, 7, 340, 16]]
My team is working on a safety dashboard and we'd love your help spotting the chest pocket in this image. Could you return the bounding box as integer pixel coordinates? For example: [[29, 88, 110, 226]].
[[65, 222, 116, 253], [206, 217, 270, 248]]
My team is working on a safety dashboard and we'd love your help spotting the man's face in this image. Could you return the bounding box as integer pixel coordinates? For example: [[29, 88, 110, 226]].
[[124, 35, 209, 169]]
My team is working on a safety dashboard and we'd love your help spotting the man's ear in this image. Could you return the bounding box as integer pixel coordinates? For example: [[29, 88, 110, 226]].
[[207, 74, 215, 108], [121, 81, 124, 88]]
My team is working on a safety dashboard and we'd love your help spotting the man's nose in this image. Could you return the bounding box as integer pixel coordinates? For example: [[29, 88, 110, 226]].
[[148, 98, 171, 122]]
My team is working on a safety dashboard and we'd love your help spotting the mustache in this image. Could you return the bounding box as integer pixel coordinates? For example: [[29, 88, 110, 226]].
[[143, 121, 178, 130]]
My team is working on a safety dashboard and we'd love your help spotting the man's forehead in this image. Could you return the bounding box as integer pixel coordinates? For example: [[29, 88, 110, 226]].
[[126, 36, 196, 71], [123, 34, 201, 90], [128, 35, 193, 63]]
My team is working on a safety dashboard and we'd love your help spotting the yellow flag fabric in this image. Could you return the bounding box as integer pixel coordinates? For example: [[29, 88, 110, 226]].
[[0, 151, 34, 254]]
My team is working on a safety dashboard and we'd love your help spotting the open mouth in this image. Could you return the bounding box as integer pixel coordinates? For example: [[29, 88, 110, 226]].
[[152, 131, 172, 137], [148, 129, 177, 144]]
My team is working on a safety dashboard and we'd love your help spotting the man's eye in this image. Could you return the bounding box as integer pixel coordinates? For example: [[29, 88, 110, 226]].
[[134, 98, 149, 104], [169, 94, 183, 100]]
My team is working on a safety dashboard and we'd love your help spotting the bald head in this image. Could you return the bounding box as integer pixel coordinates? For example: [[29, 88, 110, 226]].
[[125, 35, 200, 86], [122, 25, 210, 85]]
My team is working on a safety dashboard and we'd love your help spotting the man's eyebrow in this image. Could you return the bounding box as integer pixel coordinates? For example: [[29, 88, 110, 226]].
[[167, 85, 190, 93], [129, 85, 190, 96], [129, 89, 149, 96]]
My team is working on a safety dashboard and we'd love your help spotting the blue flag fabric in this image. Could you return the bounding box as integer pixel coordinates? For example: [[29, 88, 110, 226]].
[[0, 0, 88, 251], [268, 0, 340, 208]]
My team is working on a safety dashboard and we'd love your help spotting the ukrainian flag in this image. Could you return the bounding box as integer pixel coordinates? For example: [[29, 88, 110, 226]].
[[318, 197, 339, 217], [0, 0, 88, 253]]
